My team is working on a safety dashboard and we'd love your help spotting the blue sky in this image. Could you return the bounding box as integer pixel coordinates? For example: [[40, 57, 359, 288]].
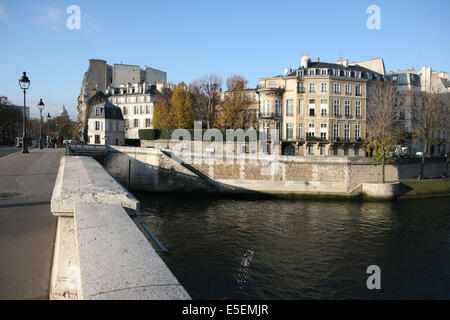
[[0, 0, 449, 120]]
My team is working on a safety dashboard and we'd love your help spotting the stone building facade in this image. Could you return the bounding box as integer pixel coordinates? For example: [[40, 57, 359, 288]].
[[256, 54, 385, 157], [87, 101, 125, 146]]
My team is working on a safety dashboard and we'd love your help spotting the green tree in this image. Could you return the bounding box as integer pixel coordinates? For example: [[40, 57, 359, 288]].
[[172, 82, 195, 129]]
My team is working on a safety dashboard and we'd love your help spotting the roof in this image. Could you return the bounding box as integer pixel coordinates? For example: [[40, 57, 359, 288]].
[[90, 101, 124, 120], [283, 61, 385, 78]]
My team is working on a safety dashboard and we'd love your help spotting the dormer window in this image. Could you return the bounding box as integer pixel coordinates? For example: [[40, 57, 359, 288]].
[[95, 108, 101, 116], [321, 69, 328, 76], [308, 69, 316, 76]]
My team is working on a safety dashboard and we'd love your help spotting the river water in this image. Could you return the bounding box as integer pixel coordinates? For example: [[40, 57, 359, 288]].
[[132, 194, 450, 299]]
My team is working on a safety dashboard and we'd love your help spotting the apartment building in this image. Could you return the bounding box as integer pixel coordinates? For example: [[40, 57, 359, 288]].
[[77, 59, 166, 141], [256, 53, 385, 157], [87, 101, 125, 146], [108, 83, 170, 139]]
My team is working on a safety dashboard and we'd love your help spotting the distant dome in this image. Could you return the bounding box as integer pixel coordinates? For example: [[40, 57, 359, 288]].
[[59, 105, 69, 117]]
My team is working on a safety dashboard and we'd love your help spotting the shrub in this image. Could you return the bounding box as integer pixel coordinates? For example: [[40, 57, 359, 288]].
[[139, 129, 161, 140]]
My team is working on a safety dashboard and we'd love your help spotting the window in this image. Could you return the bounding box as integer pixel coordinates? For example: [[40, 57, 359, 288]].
[[308, 123, 315, 137], [334, 83, 341, 94], [309, 99, 315, 117], [286, 123, 293, 140], [333, 100, 340, 117], [308, 69, 316, 76], [344, 124, 350, 140], [269, 81, 276, 88], [298, 100, 303, 115], [286, 99, 293, 116], [275, 100, 281, 115], [145, 119, 151, 128], [309, 83, 315, 93], [308, 144, 314, 155], [298, 82, 304, 92], [263, 99, 270, 116], [333, 145, 339, 156], [354, 146, 359, 156], [276, 123, 280, 140], [140, 106, 144, 114], [146, 105, 151, 114], [333, 123, 339, 140], [356, 85, 362, 96], [123, 106, 128, 115], [355, 124, 361, 139], [320, 99, 328, 116], [134, 106, 138, 114], [344, 101, 351, 117], [298, 123, 304, 138], [95, 135, 100, 144], [321, 83, 327, 93], [95, 121, 100, 131], [355, 101, 361, 118], [263, 122, 270, 139], [320, 145, 326, 155], [321, 69, 328, 76], [320, 123, 327, 140], [344, 146, 349, 155], [95, 108, 101, 116], [134, 119, 139, 128], [345, 84, 351, 95]]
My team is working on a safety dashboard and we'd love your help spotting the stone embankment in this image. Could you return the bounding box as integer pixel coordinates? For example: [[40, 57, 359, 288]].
[[102, 146, 448, 200]]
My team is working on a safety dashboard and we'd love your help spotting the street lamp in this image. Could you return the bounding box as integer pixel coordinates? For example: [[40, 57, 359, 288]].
[[19, 72, 30, 153], [37, 99, 45, 149], [47, 113, 51, 147], [56, 120, 60, 148]]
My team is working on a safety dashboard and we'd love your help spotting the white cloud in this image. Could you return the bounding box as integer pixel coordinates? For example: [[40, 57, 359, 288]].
[[32, 5, 64, 28], [0, 4, 7, 22]]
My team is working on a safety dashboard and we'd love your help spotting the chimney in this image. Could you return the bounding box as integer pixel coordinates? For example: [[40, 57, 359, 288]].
[[342, 59, 349, 67], [316, 57, 320, 62], [301, 53, 310, 68]]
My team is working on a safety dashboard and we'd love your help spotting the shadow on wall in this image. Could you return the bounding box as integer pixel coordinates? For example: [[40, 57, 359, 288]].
[[99, 148, 266, 197]]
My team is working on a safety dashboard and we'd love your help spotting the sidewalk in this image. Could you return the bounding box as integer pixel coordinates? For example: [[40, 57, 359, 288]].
[[0, 148, 63, 299]]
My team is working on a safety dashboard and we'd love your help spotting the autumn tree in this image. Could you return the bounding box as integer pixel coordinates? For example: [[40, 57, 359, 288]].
[[410, 91, 444, 179], [172, 82, 195, 129], [152, 86, 176, 130], [366, 81, 403, 183], [215, 75, 256, 130]]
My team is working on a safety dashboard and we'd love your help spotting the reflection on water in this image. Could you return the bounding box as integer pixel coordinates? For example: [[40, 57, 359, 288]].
[[132, 193, 450, 299]]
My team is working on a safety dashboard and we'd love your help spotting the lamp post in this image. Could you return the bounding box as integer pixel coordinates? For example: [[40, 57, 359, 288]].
[[19, 72, 30, 153], [47, 113, 51, 147], [37, 99, 45, 149], [56, 120, 60, 148]]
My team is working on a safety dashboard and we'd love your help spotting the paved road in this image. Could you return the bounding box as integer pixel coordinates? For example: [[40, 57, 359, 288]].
[[0, 148, 62, 299], [0, 147, 20, 158]]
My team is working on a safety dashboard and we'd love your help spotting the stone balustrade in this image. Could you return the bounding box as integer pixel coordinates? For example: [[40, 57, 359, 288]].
[[49, 156, 190, 300]]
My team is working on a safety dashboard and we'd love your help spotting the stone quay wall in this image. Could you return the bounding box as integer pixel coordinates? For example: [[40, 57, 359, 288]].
[[102, 146, 445, 199]]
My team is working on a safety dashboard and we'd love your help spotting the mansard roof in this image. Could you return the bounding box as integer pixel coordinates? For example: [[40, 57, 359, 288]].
[[90, 101, 124, 120]]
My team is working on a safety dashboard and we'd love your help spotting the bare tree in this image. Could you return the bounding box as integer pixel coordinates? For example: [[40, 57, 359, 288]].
[[366, 81, 403, 183], [410, 91, 442, 179], [190, 74, 222, 129], [226, 74, 248, 91]]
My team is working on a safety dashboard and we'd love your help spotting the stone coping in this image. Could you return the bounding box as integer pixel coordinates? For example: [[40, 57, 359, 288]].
[[75, 203, 190, 300], [51, 156, 140, 216]]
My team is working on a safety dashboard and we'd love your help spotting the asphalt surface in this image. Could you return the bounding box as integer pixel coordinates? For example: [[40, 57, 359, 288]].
[[0, 147, 20, 158], [0, 148, 62, 299]]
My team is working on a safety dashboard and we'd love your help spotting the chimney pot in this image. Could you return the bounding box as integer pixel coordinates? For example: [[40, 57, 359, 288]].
[[316, 57, 320, 62]]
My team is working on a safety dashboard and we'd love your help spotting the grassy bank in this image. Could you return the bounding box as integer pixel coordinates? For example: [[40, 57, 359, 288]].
[[398, 179, 450, 199]]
